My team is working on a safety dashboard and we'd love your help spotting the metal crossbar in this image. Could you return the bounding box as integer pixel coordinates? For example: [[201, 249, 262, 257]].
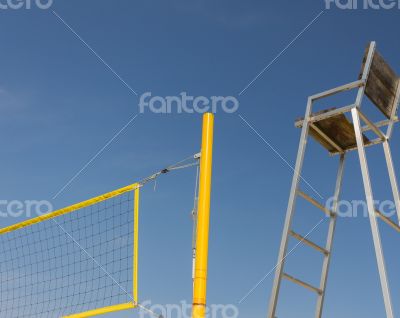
[[375, 210, 400, 233], [267, 41, 400, 318], [282, 273, 322, 295], [289, 230, 329, 255], [297, 190, 334, 217]]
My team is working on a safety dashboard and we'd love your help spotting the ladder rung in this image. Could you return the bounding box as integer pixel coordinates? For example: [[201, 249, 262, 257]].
[[282, 273, 322, 295], [375, 210, 400, 233], [289, 230, 329, 255], [297, 190, 334, 217]]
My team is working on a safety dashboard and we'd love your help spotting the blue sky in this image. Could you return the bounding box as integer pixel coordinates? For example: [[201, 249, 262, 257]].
[[1, 0, 400, 317]]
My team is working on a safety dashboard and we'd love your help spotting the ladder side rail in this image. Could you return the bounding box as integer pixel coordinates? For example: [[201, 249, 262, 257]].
[[382, 140, 400, 225], [315, 154, 346, 318], [386, 80, 400, 139], [355, 41, 376, 108], [267, 97, 314, 318], [352, 108, 394, 318]]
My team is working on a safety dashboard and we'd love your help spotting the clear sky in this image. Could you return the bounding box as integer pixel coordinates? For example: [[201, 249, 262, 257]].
[[1, 0, 400, 317]]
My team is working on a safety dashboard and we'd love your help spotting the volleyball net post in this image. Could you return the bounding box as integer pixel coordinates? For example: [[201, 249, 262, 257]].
[[192, 113, 214, 318]]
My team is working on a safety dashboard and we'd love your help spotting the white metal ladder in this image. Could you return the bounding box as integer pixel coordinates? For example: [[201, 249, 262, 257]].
[[267, 42, 400, 318]]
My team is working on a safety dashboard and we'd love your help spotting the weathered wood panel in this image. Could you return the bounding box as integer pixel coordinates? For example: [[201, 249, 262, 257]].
[[359, 47, 399, 119]]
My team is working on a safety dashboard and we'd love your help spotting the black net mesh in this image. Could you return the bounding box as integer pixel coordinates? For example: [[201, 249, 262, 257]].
[[0, 190, 135, 318]]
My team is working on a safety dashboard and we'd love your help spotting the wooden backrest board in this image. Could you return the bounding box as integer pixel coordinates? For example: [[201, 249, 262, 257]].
[[359, 44, 400, 119]]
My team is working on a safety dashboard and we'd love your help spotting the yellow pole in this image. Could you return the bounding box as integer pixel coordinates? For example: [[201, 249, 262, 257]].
[[192, 113, 214, 318], [134, 187, 140, 305]]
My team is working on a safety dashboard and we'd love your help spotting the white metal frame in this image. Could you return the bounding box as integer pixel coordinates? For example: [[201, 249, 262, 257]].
[[267, 42, 400, 318]]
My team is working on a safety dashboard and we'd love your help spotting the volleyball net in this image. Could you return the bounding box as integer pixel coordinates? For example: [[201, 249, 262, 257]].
[[0, 112, 214, 318], [0, 183, 140, 318]]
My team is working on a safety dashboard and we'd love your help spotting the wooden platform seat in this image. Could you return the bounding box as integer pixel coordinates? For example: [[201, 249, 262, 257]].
[[295, 109, 370, 154]]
